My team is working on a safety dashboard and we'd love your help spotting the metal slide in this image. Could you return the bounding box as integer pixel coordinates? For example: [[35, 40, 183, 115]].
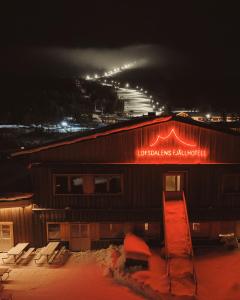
[[163, 191, 197, 296]]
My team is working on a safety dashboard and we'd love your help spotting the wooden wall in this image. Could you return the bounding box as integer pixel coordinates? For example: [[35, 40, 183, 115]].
[[28, 120, 240, 164], [0, 205, 33, 244], [31, 163, 240, 222]]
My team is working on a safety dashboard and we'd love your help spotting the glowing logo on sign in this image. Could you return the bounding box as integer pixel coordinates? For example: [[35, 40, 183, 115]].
[[149, 128, 196, 147], [136, 128, 208, 162]]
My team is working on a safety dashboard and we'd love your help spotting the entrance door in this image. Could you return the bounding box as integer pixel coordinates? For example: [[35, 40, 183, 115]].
[[70, 223, 90, 251], [0, 222, 14, 251], [164, 173, 184, 200]]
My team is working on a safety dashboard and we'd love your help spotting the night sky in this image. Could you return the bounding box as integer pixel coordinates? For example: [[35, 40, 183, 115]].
[[1, 2, 240, 111]]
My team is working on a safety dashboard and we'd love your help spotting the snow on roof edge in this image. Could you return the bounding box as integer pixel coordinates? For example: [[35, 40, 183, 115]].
[[11, 116, 172, 157]]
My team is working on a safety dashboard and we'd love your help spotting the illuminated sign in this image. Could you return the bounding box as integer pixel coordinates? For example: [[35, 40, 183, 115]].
[[136, 128, 208, 162]]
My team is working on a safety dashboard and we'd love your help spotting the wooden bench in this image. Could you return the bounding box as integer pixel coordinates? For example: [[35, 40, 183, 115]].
[[34, 248, 45, 264], [48, 246, 69, 264], [17, 247, 35, 263], [47, 250, 59, 264], [2, 243, 29, 264]]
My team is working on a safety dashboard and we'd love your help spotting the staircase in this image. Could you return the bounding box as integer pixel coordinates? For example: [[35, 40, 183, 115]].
[[163, 191, 197, 297]]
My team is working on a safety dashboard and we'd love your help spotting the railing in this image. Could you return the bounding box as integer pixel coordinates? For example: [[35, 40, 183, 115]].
[[162, 191, 172, 293], [182, 191, 198, 295]]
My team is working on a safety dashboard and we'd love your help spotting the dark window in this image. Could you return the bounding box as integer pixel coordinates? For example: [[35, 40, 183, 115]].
[[55, 176, 68, 194], [94, 177, 108, 193], [54, 174, 122, 195], [70, 176, 84, 194], [48, 224, 61, 240], [109, 176, 121, 193]]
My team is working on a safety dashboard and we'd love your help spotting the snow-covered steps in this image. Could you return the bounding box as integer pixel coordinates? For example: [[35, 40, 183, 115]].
[[163, 193, 197, 297]]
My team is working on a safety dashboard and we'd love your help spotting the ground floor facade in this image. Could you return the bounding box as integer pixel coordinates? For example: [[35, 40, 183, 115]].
[[1, 213, 240, 252]]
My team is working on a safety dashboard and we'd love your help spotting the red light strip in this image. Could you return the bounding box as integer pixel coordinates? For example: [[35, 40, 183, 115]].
[[150, 128, 196, 147]]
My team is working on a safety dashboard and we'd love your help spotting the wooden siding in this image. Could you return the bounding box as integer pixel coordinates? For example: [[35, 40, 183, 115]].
[[31, 163, 240, 222], [28, 120, 240, 163], [0, 205, 33, 244]]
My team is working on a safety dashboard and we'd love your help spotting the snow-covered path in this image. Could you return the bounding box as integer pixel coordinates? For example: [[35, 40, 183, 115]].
[[117, 88, 154, 117], [164, 199, 195, 296]]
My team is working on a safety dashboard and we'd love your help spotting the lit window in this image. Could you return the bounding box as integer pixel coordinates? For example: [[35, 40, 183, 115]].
[[48, 224, 61, 240], [1, 225, 11, 239], [192, 223, 201, 232], [165, 175, 181, 192], [144, 223, 149, 231]]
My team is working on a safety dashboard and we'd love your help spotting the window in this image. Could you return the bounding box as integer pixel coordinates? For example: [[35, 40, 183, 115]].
[[165, 175, 181, 191], [94, 175, 122, 194], [192, 223, 201, 232], [55, 176, 68, 194], [70, 176, 84, 194], [54, 175, 84, 194], [71, 224, 89, 238], [48, 224, 61, 240], [223, 174, 240, 193], [54, 174, 122, 195], [1, 225, 11, 239], [144, 223, 149, 231], [95, 177, 108, 193]]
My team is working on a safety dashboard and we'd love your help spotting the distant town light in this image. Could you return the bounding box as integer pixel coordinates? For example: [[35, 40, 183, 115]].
[[94, 74, 98, 79], [150, 95, 152, 99], [61, 121, 68, 127], [125, 83, 130, 88], [206, 113, 211, 119], [140, 88, 143, 91], [136, 86, 139, 89], [144, 90, 148, 94], [86, 75, 91, 80]]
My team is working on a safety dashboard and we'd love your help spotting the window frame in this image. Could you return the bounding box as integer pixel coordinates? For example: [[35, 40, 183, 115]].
[[47, 222, 61, 241], [94, 175, 123, 195], [53, 173, 123, 196]]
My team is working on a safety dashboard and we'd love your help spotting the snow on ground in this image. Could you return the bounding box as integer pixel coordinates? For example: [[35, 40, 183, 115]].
[[1, 246, 240, 300], [195, 248, 240, 300], [0, 248, 144, 300]]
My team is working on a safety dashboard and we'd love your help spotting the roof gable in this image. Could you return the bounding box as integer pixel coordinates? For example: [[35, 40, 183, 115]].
[[11, 116, 240, 164]]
